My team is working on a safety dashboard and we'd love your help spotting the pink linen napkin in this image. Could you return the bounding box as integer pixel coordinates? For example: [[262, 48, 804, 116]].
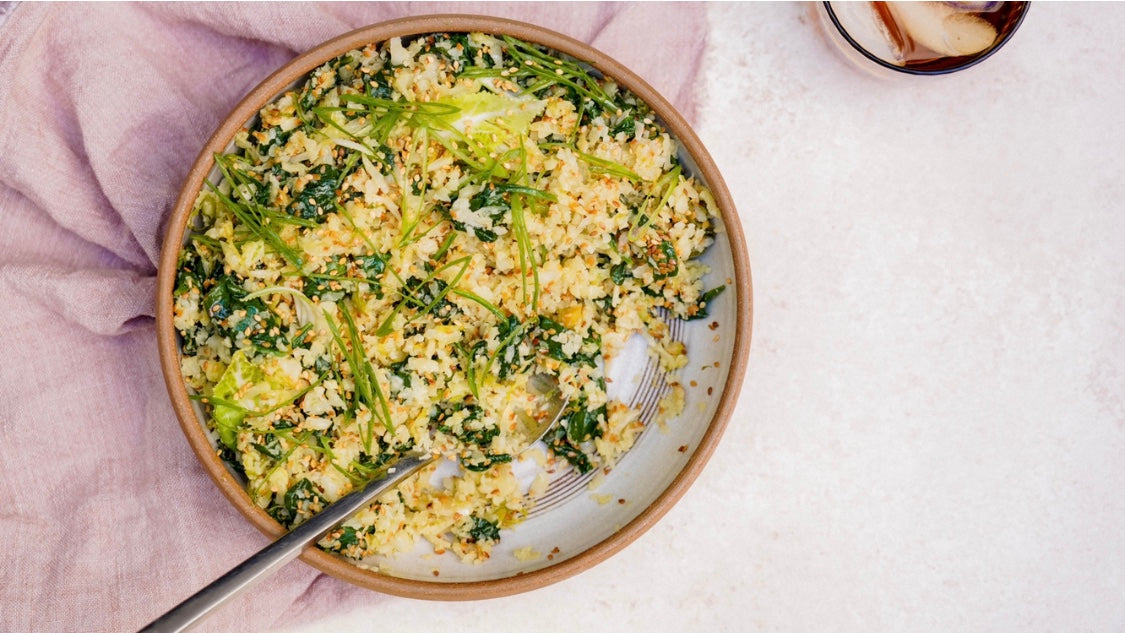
[[0, 3, 707, 631]]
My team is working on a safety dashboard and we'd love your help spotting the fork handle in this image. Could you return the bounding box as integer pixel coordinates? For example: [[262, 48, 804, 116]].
[[138, 453, 432, 633]]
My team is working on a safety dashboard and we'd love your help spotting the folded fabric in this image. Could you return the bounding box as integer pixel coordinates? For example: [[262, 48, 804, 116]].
[[0, 3, 707, 631]]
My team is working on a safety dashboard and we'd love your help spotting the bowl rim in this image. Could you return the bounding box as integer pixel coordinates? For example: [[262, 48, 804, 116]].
[[156, 13, 753, 601]]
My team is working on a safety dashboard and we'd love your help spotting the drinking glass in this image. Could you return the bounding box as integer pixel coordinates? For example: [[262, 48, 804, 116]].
[[819, 1, 1030, 77]]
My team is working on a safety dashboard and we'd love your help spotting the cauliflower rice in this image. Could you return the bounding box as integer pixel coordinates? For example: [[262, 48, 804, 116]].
[[173, 32, 724, 566]]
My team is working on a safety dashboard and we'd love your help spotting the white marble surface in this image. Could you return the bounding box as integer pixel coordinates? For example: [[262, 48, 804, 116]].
[[291, 3, 1125, 631]]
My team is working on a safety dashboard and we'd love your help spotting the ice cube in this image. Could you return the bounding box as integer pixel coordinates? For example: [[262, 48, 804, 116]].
[[888, 2, 998, 57], [832, 1, 905, 63], [942, 11, 1000, 56]]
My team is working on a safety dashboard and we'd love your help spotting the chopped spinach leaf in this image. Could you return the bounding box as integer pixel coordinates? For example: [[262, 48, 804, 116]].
[[374, 144, 397, 175], [546, 425, 595, 474], [388, 358, 413, 393], [304, 257, 349, 302], [609, 261, 631, 285], [467, 516, 500, 543], [254, 126, 292, 155], [562, 397, 605, 443], [611, 115, 636, 140], [269, 478, 325, 527], [535, 317, 600, 367], [357, 253, 386, 278], [336, 525, 359, 547], [685, 284, 726, 321], [365, 70, 395, 100], [470, 186, 507, 212], [217, 444, 246, 479], [350, 445, 403, 479], [646, 240, 679, 280], [202, 275, 287, 352], [433, 403, 501, 446], [174, 249, 205, 297], [251, 435, 283, 461], [290, 164, 340, 221], [400, 277, 460, 322], [439, 186, 510, 243], [462, 452, 512, 472], [491, 315, 528, 380]]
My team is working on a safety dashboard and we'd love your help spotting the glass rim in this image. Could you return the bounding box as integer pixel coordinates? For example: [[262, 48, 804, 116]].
[[821, 1, 1030, 76]]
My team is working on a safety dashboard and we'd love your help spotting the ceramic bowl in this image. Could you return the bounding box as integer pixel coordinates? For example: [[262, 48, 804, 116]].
[[156, 14, 751, 600]]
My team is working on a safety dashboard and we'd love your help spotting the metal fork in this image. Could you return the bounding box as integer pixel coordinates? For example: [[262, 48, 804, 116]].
[[139, 377, 565, 633]]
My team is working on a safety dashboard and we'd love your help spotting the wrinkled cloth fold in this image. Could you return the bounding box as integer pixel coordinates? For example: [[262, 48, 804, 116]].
[[0, 3, 706, 631]]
